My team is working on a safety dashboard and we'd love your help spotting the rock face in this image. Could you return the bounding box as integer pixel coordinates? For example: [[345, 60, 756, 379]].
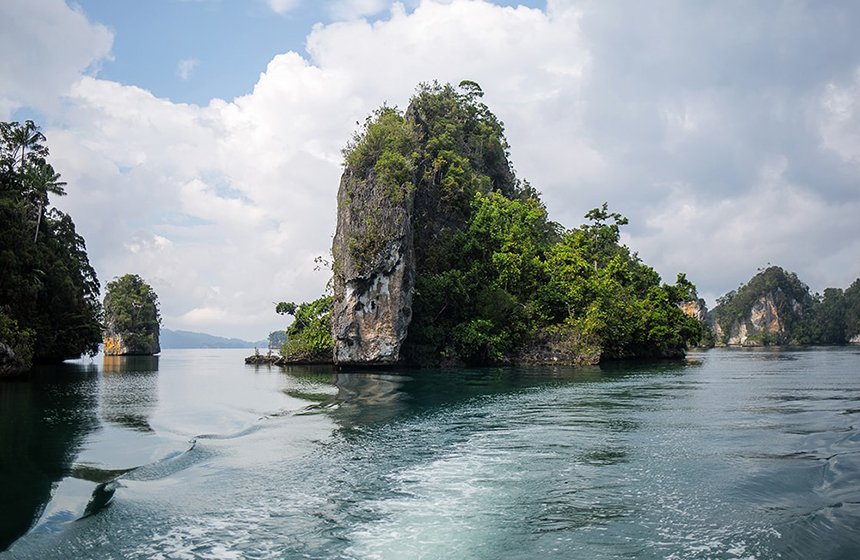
[[713, 292, 797, 346], [0, 342, 27, 377], [103, 317, 161, 356], [331, 170, 414, 365], [680, 299, 708, 324], [514, 328, 602, 366]]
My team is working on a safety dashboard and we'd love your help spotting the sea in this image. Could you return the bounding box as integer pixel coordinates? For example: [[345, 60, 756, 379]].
[[1, 346, 858, 559]]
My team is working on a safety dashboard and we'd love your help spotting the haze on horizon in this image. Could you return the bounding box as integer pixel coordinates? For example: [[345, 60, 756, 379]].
[[2, 0, 859, 341]]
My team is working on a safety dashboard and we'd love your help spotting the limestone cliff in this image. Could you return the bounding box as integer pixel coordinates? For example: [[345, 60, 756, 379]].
[[680, 299, 709, 324], [710, 267, 811, 346], [103, 316, 160, 356], [712, 292, 794, 346], [329, 82, 703, 366], [331, 170, 414, 365]]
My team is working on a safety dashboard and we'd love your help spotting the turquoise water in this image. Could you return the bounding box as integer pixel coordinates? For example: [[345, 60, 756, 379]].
[[1, 347, 859, 559]]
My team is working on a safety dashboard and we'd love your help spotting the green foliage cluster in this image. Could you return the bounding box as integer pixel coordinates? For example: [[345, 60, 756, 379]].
[[340, 82, 515, 275], [343, 105, 415, 203], [0, 121, 102, 369], [332, 82, 704, 366], [794, 280, 860, 344], [405, 197, 703, 365], [103, 274, 161, 353], [276, 296, 333, 362], [711, 266, 860, 345]]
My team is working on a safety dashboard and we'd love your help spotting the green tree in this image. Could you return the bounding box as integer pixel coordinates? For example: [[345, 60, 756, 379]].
[[103, 274, 161, 355], [276, 295, 333, 362], [1, 120, 47, 171], [28, 162, 66, 242]]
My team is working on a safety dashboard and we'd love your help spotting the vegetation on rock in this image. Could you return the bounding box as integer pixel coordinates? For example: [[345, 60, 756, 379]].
[[0, 120, 102, 372], [286, 82, 704, 366], [103, 274, 161, 355], [275, 296, 334, 362], [711, 266, 860, 345]]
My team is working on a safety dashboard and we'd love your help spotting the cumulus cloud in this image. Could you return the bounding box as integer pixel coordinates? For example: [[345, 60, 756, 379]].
[[0, 0, 113, 118], [5, 0, 860, 339]]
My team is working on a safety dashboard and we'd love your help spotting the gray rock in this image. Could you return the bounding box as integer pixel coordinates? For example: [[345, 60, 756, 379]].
[[331, 170, 414, 365], [0, 342, 27, 377]]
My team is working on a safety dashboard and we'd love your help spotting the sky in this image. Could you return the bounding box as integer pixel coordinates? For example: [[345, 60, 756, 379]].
[[2, 0, 860, 341]]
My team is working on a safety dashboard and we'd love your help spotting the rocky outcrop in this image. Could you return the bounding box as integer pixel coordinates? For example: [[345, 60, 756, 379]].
[[331, 171, 414, 365], [0, 342, 27, 377], [514, 327, 601, 366], [102, 274, 161, 356], [103, 318, 161, 356], [244, 353, 332, 366], [680, 299, 708, 323], [713, 292, 796, 346]]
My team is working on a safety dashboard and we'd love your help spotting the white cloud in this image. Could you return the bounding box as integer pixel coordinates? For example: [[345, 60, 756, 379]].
[[819, 68, 860, 163], [629, 157, 860, 306], [176, 58, 200, 81], [327, 0, 389, 20], [0, 0, 113, 119], [267, 0, 303, 15]]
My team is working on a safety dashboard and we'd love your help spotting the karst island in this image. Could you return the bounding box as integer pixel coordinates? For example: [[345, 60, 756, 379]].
[[257, 81, 705, 368]]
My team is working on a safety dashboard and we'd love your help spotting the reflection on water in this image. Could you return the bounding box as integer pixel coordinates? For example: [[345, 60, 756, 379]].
[[102, 355, 159, 374], [101, 356, 159, 432], [0, 363, 100, 551]]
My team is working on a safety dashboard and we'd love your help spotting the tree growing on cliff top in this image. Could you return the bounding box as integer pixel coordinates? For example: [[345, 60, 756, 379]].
[[103, 274, 161, 356]]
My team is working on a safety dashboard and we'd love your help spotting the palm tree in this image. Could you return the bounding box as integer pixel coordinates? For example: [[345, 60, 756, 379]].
[[28, 162, 66, 242], [7, 120, 47, 170]]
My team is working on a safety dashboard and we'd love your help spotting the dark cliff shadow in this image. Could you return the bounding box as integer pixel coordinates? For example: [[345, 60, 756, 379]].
[[0, 362, 100, 551]]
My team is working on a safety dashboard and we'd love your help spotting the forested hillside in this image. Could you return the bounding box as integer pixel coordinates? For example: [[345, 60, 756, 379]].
[[0, 121, 102, 373]]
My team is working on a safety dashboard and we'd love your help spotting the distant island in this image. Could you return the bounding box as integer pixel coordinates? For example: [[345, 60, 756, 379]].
[[707, 266, 860, 347], [103, 274, 161, 356], [161, 329, 263, 349]]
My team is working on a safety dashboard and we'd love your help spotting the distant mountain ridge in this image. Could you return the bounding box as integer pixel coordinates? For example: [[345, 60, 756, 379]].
[[160, 329, 263, 349]]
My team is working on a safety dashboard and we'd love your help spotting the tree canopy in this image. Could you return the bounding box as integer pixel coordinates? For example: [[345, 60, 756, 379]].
[[275, 296, 333, 362], [0, 121, 102, 370]]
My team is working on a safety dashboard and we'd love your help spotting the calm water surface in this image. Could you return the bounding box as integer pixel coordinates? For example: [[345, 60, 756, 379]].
[[1, 347, 859, 559]]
